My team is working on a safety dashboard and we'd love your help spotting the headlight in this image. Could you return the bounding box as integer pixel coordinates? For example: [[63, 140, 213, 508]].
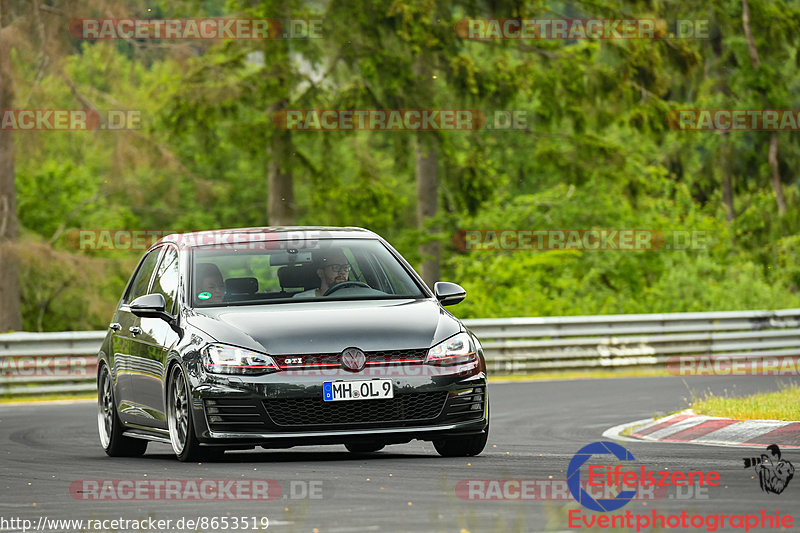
[[202, 344, 279, 375], [425, 332, 477, 366]]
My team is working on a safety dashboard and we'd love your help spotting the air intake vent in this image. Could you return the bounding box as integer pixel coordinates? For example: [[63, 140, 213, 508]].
[[444, 386, 485, 421], [204, 398, 267, 432]]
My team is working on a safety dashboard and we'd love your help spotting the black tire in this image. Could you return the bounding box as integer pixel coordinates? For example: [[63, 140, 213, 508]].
[[433, 431, 488, 457], [199, 448, 227, 461], [97, 364, 148, 457], [434, 401, 490, 457], [167, 364, 207, 462], [344, 441, 385, 453]]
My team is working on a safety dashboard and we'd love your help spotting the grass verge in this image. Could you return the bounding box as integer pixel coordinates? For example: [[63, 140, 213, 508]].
[[0, 393, 95, 404], [488, 368, 670, 382], [691, 384, 800, 421]]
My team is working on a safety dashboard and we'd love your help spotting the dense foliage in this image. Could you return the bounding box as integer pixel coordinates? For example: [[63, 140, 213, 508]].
[[6, 0, 800, 330]]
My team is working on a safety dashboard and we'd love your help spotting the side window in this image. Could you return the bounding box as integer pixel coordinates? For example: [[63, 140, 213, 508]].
[[152, 247, 180, 314], [124, 248, 162, 304]]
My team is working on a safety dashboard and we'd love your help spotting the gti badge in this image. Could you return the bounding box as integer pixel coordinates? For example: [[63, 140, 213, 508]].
[[341, 348, 366, 372]]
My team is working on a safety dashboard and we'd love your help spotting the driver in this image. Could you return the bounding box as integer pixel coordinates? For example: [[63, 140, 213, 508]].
[[196, 263, 225, 304], [293, 249, 351, 298]]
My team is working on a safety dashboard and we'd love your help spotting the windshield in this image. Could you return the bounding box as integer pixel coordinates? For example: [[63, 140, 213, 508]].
[[191, 238, 426, 307]]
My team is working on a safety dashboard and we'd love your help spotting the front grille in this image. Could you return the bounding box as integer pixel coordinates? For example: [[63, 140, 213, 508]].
[[366, 349, 429, 359], [275, 349, 429, 370], [204, 398, 268, 432], [263, 392, 447, 427], [444, 386, 486, 421]]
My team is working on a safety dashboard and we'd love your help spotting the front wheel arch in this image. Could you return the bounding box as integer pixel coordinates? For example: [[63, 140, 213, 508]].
[[166, 362, 217, 462]]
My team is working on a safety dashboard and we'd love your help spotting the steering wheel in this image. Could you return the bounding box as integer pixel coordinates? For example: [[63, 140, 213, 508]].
[[323, 281, 370, 296]]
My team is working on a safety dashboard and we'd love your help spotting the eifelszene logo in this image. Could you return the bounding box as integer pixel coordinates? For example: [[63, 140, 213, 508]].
[[744, 444, 794, 495], [567, 441, 720, 512], [566, 441, 796, 531], [568, 441, 637, 511]]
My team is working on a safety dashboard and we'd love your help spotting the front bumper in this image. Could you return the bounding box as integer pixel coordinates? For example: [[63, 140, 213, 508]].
[[186, 361, 488, 447]]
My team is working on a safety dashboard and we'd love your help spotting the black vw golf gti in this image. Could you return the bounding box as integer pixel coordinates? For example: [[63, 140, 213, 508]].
[[97, 227, 489, 461]]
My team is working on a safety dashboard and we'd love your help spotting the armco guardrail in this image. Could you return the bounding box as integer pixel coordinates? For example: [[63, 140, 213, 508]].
[[1, 309, 799, 396], [0, 331, 104, 396], [463, 309, 800, 374]]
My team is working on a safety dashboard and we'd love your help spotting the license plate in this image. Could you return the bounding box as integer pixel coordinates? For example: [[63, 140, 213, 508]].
[[323, 379, 394, 401]]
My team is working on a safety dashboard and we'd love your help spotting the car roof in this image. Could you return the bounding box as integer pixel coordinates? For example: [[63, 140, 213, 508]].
[[154, 226, 380, 250]]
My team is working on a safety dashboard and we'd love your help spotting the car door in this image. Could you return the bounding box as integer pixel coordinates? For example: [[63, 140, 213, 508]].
[[110, 247, 162, 423], [129, 245, 181, 428]]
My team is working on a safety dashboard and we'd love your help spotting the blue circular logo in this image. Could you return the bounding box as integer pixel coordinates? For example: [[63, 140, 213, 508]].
[[567, 441, 637, 512]]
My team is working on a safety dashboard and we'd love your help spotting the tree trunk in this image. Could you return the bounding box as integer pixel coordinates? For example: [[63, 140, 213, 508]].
[[768, 133, 786, 215], [722, 173, 735, 222], [415, 134, 439, 288], [267, 126, 295, 226], [265, 20, 294, 227], [0, 19, 22, 331], [742, 0, 786, 215], [720, 134, 735, 221], [741, 0, 760, 69]]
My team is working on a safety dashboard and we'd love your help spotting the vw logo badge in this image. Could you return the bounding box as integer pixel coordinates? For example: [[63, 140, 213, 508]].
[[341, 348, 366, 372]]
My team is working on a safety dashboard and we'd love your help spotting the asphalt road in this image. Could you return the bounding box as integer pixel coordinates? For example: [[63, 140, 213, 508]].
[[1, 376, 799, 533]]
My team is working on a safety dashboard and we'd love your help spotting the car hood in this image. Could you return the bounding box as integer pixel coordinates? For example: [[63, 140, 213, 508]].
[[186, 299, 462, 355]]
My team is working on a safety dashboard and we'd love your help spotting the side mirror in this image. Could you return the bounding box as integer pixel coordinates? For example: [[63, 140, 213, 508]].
[[130, 293, 171, 321], [434, 282, 466, 306]]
